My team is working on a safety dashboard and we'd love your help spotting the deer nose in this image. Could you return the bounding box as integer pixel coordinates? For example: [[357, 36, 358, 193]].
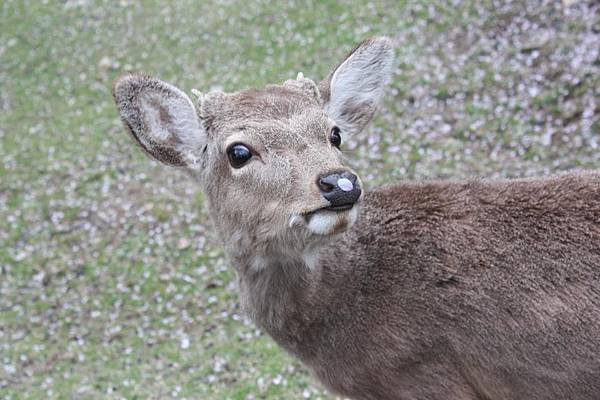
[[317, 171, 362, 208]]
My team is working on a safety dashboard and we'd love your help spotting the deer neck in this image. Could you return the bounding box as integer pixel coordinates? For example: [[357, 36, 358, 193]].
[[225, 234, 325, 360]]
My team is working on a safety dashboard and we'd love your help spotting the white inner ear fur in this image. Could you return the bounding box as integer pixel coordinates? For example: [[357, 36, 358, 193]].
[[139, 84, 206, 164], [326, 38, 394, 135]]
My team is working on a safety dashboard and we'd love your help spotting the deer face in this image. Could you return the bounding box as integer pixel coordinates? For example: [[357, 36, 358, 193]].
[[196, 82, 364, 241], [113, 37, 393, 254]]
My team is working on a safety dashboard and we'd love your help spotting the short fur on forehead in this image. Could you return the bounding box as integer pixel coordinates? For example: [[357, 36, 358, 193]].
[[200, 84, 323, 132]]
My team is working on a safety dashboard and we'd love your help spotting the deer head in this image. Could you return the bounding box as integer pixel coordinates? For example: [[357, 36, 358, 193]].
[[113, 37, 394, 269]]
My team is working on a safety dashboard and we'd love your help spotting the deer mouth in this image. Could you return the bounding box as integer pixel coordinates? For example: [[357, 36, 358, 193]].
[[321, 203, 355, 212], [303, 201, 359, 220]]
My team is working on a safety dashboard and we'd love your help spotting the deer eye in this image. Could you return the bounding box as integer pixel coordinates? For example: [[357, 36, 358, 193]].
[[227, 143, 252, 168], [330, 127, 341, 149]]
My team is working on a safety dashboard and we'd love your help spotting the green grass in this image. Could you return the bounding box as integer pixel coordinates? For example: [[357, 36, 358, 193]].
[[1, 0, 598, 399]]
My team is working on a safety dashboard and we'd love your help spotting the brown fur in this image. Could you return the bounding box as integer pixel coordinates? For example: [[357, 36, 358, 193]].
[[251, 173, 600, 400], [113, 37, 600, 400]]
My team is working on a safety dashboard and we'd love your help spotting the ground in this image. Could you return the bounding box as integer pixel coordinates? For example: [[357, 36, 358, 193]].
[[1, 0, 599, 399]]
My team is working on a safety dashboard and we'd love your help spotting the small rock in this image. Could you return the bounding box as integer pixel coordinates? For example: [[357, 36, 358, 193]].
[[521, 29, 553, 51], [177, 238, 190, 250], [98, 56, 112, 69], [180, 336, 190, 349], [98, 56, 120, 71]]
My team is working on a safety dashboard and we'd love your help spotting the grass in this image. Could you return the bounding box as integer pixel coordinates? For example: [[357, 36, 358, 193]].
[[1, 0, 599, 399]]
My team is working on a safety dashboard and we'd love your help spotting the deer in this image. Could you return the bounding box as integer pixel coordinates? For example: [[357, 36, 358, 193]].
[[112, 37, 600, 400]]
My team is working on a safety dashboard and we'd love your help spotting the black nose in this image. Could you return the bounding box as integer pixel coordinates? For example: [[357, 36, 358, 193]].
[[317, 171, 362, 209]]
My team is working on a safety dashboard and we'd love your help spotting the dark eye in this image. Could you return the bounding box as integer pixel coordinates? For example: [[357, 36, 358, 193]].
[[330, 127, 341, 149], [227, 143, 252, 168]]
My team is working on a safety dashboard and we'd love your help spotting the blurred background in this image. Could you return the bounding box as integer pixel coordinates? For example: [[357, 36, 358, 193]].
[[1, 0, 598, 398]]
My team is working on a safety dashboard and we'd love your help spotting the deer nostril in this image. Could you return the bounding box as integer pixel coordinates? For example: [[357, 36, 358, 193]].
[[318, 176, 336, 193]]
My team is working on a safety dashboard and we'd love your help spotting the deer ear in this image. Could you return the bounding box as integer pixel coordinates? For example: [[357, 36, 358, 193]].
[[319, 37, 394, 135], [113, 74, 206, 168]]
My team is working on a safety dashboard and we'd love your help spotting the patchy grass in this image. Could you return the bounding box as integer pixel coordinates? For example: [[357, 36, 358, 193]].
[[1, 0, 598, 399]]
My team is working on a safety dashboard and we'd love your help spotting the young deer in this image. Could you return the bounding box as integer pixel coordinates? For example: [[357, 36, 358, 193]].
[[113, 37, 600, 400]]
